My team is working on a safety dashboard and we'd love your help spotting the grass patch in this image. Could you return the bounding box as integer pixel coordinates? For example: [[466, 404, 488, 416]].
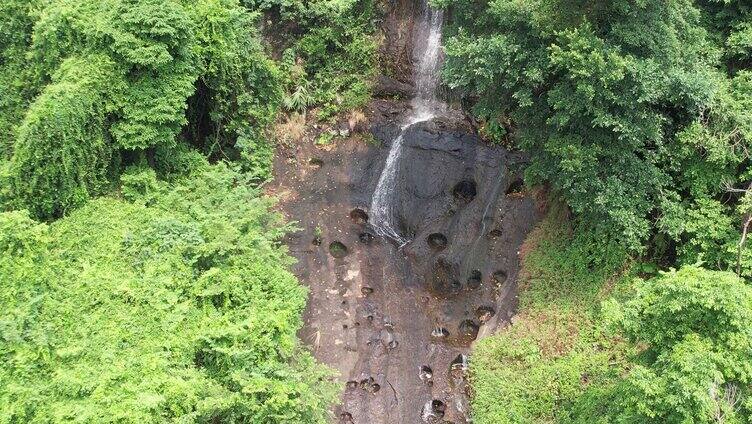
[[470, 204, 636, 423]]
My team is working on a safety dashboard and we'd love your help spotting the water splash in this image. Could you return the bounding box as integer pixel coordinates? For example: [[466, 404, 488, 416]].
[[370, 3, 445, 245]]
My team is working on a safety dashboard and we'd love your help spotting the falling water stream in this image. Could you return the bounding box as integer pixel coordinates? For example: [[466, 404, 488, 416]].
[[370, 4, 445, 245]]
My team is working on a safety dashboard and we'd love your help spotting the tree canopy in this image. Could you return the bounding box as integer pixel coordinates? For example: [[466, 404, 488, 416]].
[[440, 0, 752, 260]]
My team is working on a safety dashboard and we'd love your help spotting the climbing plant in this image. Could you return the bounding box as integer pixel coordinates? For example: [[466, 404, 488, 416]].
[[1, 0, 283, 219]]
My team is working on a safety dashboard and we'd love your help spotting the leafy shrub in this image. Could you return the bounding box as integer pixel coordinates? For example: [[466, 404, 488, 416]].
[[187, 0, 283, 174], [601, 266, 752, 423], [0, 164, 336, 423], [246, 0, 377, 118], [0, 0, 41, 157]]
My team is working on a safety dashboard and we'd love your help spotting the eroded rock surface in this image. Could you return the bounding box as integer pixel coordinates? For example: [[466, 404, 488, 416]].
[[268, 100, 540, 423]]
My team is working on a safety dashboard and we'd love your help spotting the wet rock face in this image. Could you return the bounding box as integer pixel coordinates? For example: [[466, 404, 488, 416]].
[[269, 100, 541, 424], [384, 121, 503, 236]]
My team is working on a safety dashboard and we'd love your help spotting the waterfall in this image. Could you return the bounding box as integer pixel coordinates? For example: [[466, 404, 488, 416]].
[[370, 2, 444, 245]]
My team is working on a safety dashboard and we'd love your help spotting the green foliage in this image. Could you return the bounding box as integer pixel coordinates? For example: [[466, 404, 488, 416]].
[[1, 0, 283, 218], [447, 1, 752, 421], [600, 266, 752, 423], [246, 0, 377, 118], [440, 0, 751, 253], [470, 211, 752, 424], [0, 164, 336, 423], [28, 0, 199, 150], [0, 0, 42, 157], [470, 207, 634, 424], [698, 0, 752, 70], [9, 55, 121, 218], [187, 0, 283, 176]]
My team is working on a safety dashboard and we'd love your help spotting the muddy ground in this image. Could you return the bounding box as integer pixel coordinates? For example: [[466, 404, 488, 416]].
[[267, 100, 541, 423]]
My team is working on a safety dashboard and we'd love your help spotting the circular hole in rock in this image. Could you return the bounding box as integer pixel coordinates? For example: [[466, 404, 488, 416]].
[[450, 354, 469, 371], [369, 383, 381, 393], [361, 286, 374, 296], [467, 270, 482, 290], [346, 380, 358, 390], [309, 157, 324, 167], [487, 228, 503, 239], [506, 178, 524, 196], [350, 208, 369, 224], [450, 280, 462, 294], [340, 411, 353, 422], [459, 320, 480, 340], [431, 327, 450, 338], [422, 399, 446, 422], [312, 236, 322, 246], [453, 179, 477, 202], [359, 377, 374, 390], [427, 233, 448, 251], [358, 232, 374, 244], [419, 365, 433, 381], [492, 270, 508, 284], [475, 306, 496, 323], [329, 241, 349, 258]]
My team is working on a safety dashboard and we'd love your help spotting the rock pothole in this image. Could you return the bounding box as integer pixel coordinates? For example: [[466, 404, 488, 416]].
[[358, 232, 375, 244], [350, 208, 369, 224], [422, 399, 446, 422], [458, 320, 480, 341], [467, 270, 482, 289], [492, 270, 507, 284], [359, 377, 381, 394], [475, 306, 496, 323], [450, 354, 468, 372], [506, 178, 524, 196], [452, 179, 477, 202], [419, 365, 433, 383], [431, 326, 450, 338], [329, 241, 349, 258], [427, 233, 448, 251], [487, 228, 503, 239]]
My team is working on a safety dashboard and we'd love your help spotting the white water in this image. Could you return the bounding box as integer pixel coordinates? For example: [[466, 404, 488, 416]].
[[370, 3, 445, 245]]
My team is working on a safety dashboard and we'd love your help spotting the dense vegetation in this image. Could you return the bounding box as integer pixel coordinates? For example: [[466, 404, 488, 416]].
[[441, 0, 751, 260], [0, 0, 375, 421], [471, 206, 752, 423], [2, 0, 751, 422], [440, 0, 752, 422], [1, 163, 336, 422]]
